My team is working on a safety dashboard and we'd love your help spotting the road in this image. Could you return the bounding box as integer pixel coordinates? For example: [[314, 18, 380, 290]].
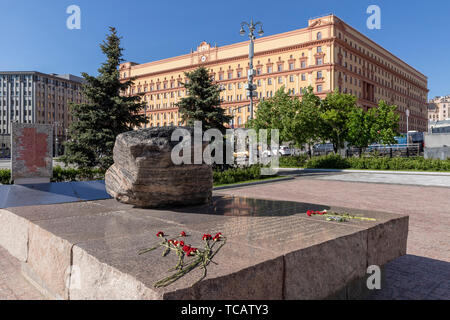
[[0, 159, 65, 170]]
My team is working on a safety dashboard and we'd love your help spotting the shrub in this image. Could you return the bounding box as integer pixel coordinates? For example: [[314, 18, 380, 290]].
[[305, 154, 351, 169], [0, 169, 11, 185], [213, 165, 272, 186], [51, 166, 105, 182], [279, 154, 450, 172], [279, 155, 308, 168]]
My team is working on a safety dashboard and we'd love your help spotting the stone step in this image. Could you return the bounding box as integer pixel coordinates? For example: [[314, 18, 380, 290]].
[[0, 196, 408, 300]]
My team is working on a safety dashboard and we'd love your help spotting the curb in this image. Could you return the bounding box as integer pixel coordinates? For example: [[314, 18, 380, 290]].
[[277, 168, 450, 176], [214, 176, 295, 190]]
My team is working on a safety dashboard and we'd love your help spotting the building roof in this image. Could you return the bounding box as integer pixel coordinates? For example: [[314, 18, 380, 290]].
[[0, 71, 84, 83]]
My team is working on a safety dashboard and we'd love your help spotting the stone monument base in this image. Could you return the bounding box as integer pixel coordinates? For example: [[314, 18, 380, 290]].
[[0, 195, 408, 300], [14, 177, 51, 185]]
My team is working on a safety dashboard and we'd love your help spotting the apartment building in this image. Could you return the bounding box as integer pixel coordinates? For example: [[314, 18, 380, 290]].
[[0, 71, 85, 155], [120, 14, 429, 133]]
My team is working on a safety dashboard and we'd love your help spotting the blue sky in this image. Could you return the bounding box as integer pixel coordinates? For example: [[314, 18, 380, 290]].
[[0, 0, 449, 98]]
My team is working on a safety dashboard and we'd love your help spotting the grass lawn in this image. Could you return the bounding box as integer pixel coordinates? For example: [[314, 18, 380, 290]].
[[213, 175, 287, 187]]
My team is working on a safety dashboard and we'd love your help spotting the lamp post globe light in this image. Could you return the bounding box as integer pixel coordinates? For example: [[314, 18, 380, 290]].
[[240, 19, 264, 121]]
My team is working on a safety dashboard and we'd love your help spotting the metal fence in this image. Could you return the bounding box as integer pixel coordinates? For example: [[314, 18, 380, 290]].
[[346, 144, 422, 158]]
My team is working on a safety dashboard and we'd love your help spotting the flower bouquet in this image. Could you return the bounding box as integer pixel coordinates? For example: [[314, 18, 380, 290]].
[[139, 231, 226, 288]]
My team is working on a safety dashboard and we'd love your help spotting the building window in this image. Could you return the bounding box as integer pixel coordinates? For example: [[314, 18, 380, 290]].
[[278, 64, 283, 72], [289, 62, 294, 70], [317, 71, 323, 79], [289, 75, 294, 82], [268, 78, 272, 85], [278, 77, 283, 84], [316, 58, 323, 66], [317, 85, 323, 93], [301, 61, 306, 68], [317, 32, 322, 40], [301, 74, 306, 81], [317, 46, 322, 53], [267, 66, 272, 73]]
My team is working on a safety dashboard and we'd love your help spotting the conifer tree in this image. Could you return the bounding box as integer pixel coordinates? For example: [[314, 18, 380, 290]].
[[176, 67, 231, 133], [61, 27, 147, 170]]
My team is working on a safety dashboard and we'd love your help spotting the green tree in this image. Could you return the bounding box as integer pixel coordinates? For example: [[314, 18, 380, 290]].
[[248, 87, 295, 143], [347, 107, 377, 156], [61, 27, 147, 170], [294, 87, 322, 157], [249, 87, 324, 156], [372, 100, 400, 145], [319, 91, 359, 153], [347, 101, 400, 156], [176, 67, 231, 133]]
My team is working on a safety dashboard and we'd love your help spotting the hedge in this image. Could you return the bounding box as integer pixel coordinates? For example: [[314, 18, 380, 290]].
[[279, 155, 309, 168], [0, 170, 10, 185], [2, 165, 274, 186], [279, 154, 450, 172], [0, 166, 105, 185], [213, 165, 274, 186]]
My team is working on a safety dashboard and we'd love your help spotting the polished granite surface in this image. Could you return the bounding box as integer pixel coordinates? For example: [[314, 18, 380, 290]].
[[0, 180, 111, 209]]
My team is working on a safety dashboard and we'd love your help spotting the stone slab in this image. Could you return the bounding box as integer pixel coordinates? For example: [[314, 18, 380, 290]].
[[11, 123, 53, 183], [0, 209, 29, 262], [0, 196, 409, 300], [0, 181, 111, 209]]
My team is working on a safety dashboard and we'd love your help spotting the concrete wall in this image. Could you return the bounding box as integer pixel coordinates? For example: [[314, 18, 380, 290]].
[[424, 133, 450, 160], [425, 133, 450, 148]]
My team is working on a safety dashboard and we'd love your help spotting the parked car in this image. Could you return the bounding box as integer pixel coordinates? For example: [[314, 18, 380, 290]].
[[261, 146, 291, 157], [313, 143, 334, 152], [279, 146, 292, 156]]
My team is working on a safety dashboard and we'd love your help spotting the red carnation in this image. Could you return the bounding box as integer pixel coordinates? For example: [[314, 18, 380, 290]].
[[307, 210, 313, 217], [213, 233, 222, 241], [187, 248, 198, 256], [202, 234, 212, 241], [180, 231, 187, 237], [182, 245, 191, 253], [156, 231, 164, 237], [179, 241, 185, 247]]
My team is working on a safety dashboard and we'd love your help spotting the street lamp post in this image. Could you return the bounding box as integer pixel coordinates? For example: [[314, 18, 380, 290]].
[[406, 109, 410, 133], [240, 19, 264, 121], [54, 121, 59, 157], [406, 109, 410, 147]]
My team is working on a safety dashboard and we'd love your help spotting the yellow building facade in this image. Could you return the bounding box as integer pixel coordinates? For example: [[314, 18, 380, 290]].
[[120, 14, 429, 133]]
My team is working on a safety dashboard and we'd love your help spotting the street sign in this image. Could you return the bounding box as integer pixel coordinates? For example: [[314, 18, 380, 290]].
[[246, 91, 258, 98]]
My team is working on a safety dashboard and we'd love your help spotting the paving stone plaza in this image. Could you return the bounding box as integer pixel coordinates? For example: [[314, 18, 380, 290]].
[[0, 170, 448, 300]]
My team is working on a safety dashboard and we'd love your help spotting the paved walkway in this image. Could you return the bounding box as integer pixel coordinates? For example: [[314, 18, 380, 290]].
[[278, 169, 450, 188], [315, 172, 450, 188], [219, 176, 450, 300]]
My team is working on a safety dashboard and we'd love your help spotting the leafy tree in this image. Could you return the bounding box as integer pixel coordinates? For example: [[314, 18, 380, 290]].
[[176, 67, 231, 133], [61, 27, 147, 170], [347, 101, 400, 156], [249, 87, 294, 143], [294, 87, 322, 157], [319, 91, 359, 153], [347, 107, 377, 156], [372, 100, 400, 145]]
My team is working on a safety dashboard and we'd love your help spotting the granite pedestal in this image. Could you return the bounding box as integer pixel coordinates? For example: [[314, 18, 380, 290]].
[[0, 195, 408, 300]]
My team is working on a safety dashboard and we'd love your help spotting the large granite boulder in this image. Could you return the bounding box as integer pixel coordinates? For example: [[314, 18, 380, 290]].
[[105, 127, 212, 208]]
